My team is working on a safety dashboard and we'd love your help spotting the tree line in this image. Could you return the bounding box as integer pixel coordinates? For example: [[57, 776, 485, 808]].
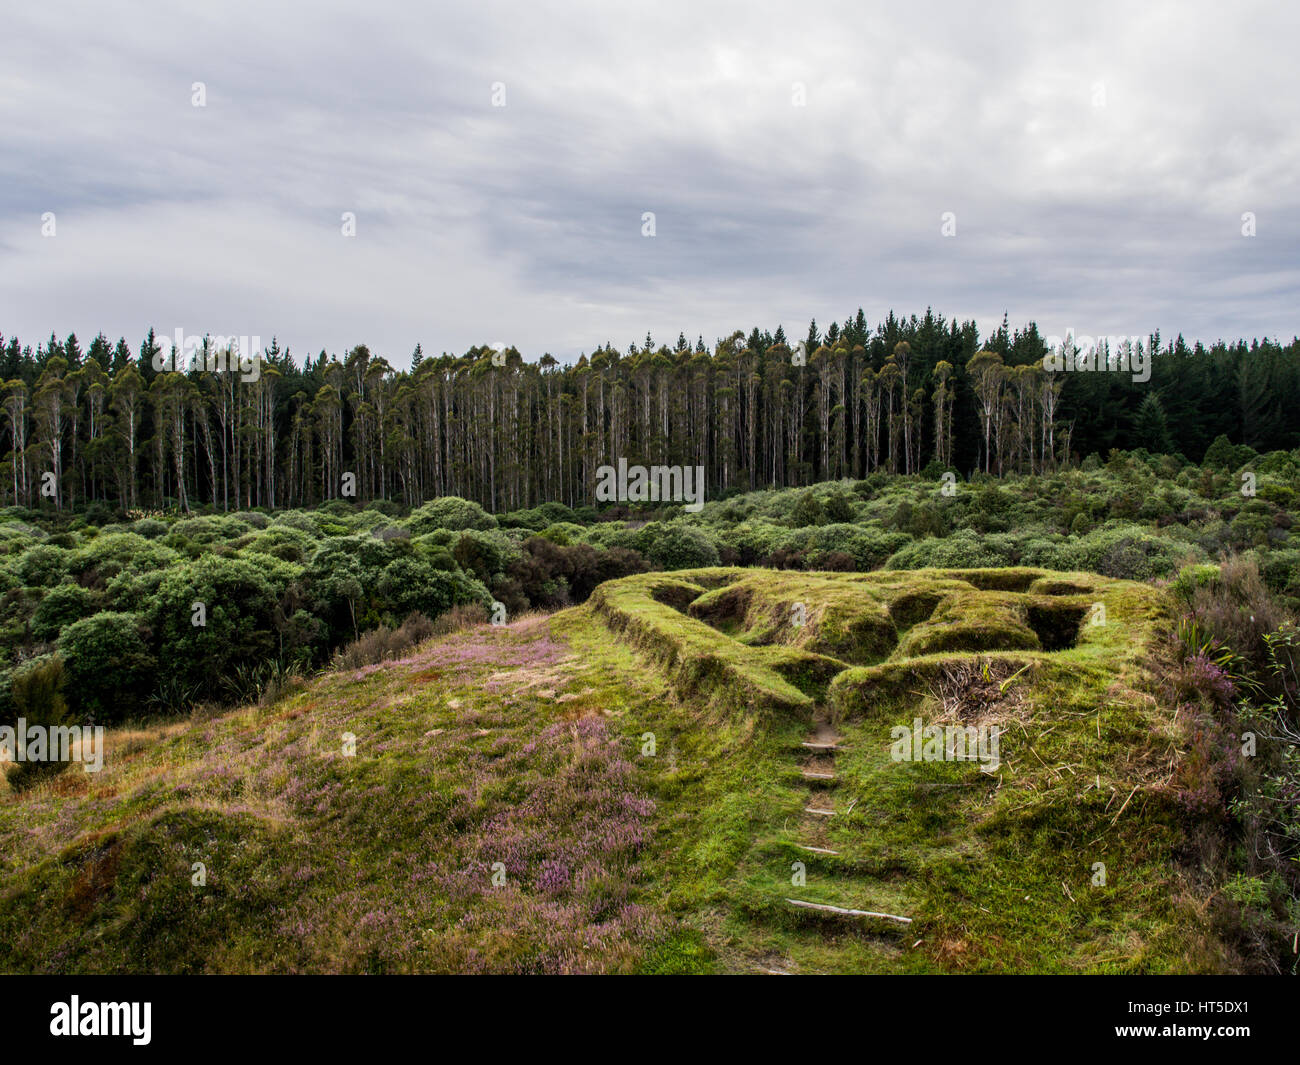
[[2, 309, 1297, 513]]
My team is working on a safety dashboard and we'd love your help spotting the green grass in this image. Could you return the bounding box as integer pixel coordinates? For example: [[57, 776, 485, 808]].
[[0, 566, 1232, 973]]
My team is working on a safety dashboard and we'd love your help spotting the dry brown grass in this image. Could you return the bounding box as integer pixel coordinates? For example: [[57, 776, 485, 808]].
[[925, 657, 1032, 726]]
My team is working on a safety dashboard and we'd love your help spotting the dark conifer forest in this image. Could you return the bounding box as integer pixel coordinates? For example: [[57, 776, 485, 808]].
[[4, 315, 1296, 512]]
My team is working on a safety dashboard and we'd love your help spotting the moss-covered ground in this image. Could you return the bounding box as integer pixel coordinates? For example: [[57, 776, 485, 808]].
[[0, 567, 1230, 972]]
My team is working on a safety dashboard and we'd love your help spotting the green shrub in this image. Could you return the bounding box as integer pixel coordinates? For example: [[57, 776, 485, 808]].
[[1170, 563, 1221, 602], [427, 547, 457, 571], [1069, 524, 1189, 580], [271, 511, 323, 534], [69, 532, 179, 582], [7, 654, 69, 727], [30, 584, 99, 642], [788, 490, 825, 528], [134, 518, 168, 539], [14, 544, 70, 588], [1202, 434, 1256, 472], [822, 485, 857, 523], [1229, 501, 1281, 549], [1221, 874, 1271, 907], [885, 530, 1013, 570], [1017, 536, 1071, 570], [535, 501, 577, 525], [904, 502, 948, 538], [799, 524, 909, 570], [407, 496, 497, 534], [500, 507, 550, 532], [145, 555, 283, 701], [240, 526, 315, 564], [452, 529, 520, 581], [0, 525, 38, 557], [711, 520, 789, 564], [537, 522, 586, 547], [1256, 450, 1300, 476], [59, 612, 156, 723], [375, 558, 492, 620], [318, 499, 359, 519], [234, 510, 272, 529], [168, 514, 253, 544], [645, 525, 720, 570], [365, 498, 406, 518], [1257, 550, 1300, 597]]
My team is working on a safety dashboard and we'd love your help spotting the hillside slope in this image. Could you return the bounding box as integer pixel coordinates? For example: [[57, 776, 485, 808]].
[[0, 567, 1231, 973]]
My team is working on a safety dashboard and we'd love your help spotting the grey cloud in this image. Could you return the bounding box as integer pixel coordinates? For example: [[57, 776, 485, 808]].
[[1, 0, 1296, 366]]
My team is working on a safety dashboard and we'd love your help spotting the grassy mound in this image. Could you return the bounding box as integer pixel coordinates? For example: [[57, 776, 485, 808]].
[[577, 566, 1219, 973], [0, 620, 667, 974], [688, 570, 899, 663], [589, 571, 822, 716], [589, 566, 1162, 718]]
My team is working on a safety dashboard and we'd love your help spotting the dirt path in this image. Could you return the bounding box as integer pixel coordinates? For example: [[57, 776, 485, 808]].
[[797, 709, 840, 847]]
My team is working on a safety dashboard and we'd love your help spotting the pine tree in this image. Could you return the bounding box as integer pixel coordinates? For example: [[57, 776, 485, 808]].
[[1133, 394, 1173, 454]]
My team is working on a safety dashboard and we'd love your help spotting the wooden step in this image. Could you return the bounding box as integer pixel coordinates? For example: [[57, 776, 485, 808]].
[[801, 770, 836, 781], [804, 806, 835, 817], [785, 898, 912, 924], [801, 741, 841, 752], [795, 844, 839, 855]]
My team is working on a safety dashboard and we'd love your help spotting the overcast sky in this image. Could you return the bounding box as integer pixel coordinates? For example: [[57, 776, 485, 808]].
[[2, 0, 1296, 368]]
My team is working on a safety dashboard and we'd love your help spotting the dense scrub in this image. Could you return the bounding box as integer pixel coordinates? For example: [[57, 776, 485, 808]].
[[0, 500, 648, 725], [2, 447, 1299, 727]]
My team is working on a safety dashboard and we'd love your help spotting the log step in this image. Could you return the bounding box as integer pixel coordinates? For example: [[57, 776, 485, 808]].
[[785, 898, 912, 924], [795, 844, 839, 855], [801, 770, 835, 781], [804, 806, 835, 817], [801, 741, 841, 752]]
